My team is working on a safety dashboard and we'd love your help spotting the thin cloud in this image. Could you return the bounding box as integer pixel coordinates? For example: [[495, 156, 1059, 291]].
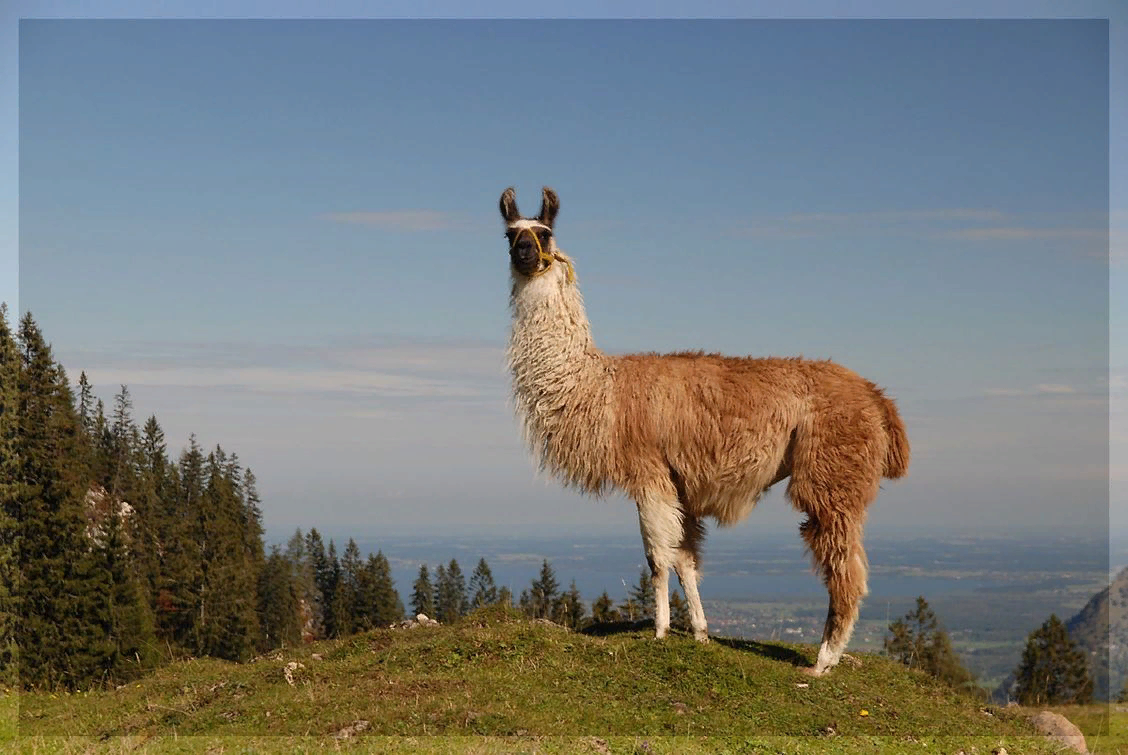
[[81, 366, 485, 399], [985, 383, 1078, 397], [322, 210, 467, 232], [726, 209, 1108, 256], [783, 209, 1006, 224], [728, 208, 1006, 239], [63, 338, 509, 405], [940, 227, 1105, 241], [1033, 383, 1077, 395]]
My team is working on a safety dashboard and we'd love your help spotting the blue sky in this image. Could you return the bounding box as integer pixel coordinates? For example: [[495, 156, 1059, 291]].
[[4, 2, 1123, 548]]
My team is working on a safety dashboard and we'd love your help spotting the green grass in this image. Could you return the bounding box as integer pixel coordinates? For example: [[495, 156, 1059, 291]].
[[8, 608, 1098, 752], [1, 689, 16, 744]]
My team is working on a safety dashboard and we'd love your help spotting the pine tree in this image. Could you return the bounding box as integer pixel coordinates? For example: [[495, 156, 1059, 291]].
[[0, 304, 21, 683], [194, 448, 260, 660], [285, 529, 317, 641], [306, 529, 330, 638], [627, 570, 655, 620], [433, 564, 450, 621], [96, 501, 159, 680], [76, 371, 95, 436], [336, 539, 364, 636], [496, 586, 513, 610], [129, 415, 167, 626], [89, 398, 112, 489], [670, 589, 690, 631], [469, 558, 498, 609], [449, 559, 469, 616], [324, 540, 343, 638], [363, 551, 403, 627], [17, 313, 115, 688], [411, 564, 435, 618], [558, 580, 586, 629], [529, 560, 559, 619], [885, 596, 938, 668], [95, 385, 162, 676], [108, 385, 136, 500], [1014, 614, 1094, 705], [884, 596, 977, 690], [258, 545, 302, 650], [241, 468, 266, 576], [591, 591, 617, 623], [518, 589, 533, 617], [159, 436, 206, 653], [436, 559, 468, 623]]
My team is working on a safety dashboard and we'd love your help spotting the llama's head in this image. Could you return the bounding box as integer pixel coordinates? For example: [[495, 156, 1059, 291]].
[[499, 186, 564, 279]]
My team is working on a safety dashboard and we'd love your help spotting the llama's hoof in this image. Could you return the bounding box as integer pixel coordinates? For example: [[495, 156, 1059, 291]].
[[694, 632, 710, 644], [800, 666, 826, 677]]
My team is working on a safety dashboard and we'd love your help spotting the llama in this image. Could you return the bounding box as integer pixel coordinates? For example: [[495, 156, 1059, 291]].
[[501, 186, 910, 676]]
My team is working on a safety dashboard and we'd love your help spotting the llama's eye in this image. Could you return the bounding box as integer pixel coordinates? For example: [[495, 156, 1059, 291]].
[[539, 231, 551, 241]]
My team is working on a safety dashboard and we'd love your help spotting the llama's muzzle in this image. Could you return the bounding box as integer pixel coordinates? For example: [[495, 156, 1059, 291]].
[[510, 237, 539, 272]]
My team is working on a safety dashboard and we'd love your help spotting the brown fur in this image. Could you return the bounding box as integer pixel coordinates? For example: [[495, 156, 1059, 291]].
[[502, 187, 910, 675]]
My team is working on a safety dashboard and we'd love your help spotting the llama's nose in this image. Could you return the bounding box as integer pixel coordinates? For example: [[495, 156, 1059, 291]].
[[511, 242, 537, 265]]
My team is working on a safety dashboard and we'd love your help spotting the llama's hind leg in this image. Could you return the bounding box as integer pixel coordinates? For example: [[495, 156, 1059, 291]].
[[635, 490, 684, 639], [788, 413, 882, 676], [673, 514, 709, 642], [798, 511, 870, 676]]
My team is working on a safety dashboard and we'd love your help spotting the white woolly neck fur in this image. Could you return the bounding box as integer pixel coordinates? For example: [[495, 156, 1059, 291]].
[[506, 250, 614, 494], [508, 250, 598, 369]]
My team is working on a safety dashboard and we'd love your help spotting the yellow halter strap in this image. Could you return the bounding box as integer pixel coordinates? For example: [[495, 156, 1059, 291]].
[[512, 226, 575, 284]]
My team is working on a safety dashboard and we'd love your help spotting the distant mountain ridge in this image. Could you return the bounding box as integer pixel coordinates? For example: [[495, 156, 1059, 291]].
[[994, 567, 1127, 702], [1065, 566, 1128, 701]]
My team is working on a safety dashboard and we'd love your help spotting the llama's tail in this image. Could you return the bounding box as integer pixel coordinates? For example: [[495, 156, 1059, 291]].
[[876, 389, 910, 479]]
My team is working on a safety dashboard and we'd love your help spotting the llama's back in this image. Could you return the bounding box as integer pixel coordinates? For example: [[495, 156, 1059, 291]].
[[609, 352, 907, 522], [610, 352, 810, 523]]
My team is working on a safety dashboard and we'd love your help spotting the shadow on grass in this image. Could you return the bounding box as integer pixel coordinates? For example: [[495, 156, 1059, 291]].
[[711, 636, 810, 667], [580, 619, 654, 637], [580, 622, 811, 667]]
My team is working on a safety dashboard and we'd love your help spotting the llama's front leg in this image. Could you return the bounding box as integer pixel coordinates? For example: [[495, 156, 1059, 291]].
[[635, 493, 681, 639], [674, 552, 709, 643], [651, 557, 671, 639], [670, 513, 709, 642]]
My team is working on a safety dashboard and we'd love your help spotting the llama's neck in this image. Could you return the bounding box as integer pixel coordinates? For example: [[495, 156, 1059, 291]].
[[507, 265, 613, 493], [507, 267, 601, 388]]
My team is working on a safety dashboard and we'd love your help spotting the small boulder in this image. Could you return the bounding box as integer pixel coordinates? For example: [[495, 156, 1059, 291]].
[[1029, 711, 1087, 754], [333, 719, 369, 739]]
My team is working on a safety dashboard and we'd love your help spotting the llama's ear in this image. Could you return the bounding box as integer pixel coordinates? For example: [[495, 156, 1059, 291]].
[[538, 187, 560, 228], [499, 187, 521, 224]]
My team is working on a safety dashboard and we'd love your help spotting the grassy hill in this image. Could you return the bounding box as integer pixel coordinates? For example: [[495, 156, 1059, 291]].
[[6, 607, 1119, 753]]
